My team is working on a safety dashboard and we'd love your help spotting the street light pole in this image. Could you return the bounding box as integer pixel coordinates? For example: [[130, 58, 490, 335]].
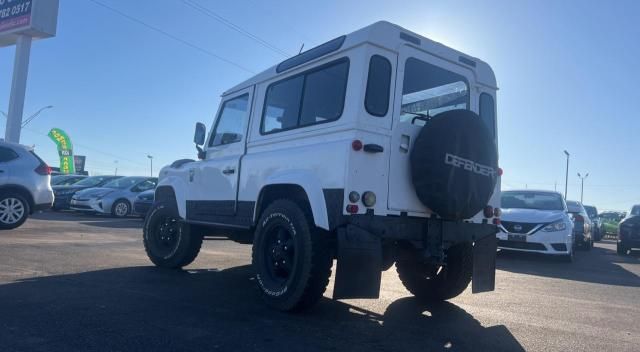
[[114, 160, 118, 176], [578, 172, 589, 203], [147, 155, 153, 177], [1, 105, 53, 127], [564, 150, 570, 199]]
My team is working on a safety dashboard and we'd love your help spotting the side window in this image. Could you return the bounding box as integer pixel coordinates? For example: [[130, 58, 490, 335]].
[[209, 94, 250, 147], [365, 55, 392, 116], [262, 76, 303, 133], [0, 147, 19, 163], [262, 58, 349, 134], [135, 180, 156, 192], [479, 93, 496, 138]]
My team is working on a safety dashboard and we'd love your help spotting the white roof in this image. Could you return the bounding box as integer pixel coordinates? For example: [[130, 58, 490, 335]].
[[223, 21, 497, 96]]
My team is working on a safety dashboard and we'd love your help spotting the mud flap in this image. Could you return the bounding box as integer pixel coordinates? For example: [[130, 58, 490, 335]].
[[333, 225, 382, 299], [472, 233, 497, 293]]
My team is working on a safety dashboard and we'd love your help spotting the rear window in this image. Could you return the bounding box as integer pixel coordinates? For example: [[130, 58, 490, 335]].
[[261, 58, 349, 134], [365, 55, 392, 117], [566, 201, 583, 213], [400, 57, 469, 124], [0, 146, 19, 162]]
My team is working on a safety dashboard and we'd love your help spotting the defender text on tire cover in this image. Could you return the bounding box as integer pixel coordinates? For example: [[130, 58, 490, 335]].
[[410, 109, 498, 220]]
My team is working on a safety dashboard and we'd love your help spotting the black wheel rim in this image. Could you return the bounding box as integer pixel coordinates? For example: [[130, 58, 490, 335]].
[[151, 216, 181, 258], [262, 224, 296, 287]]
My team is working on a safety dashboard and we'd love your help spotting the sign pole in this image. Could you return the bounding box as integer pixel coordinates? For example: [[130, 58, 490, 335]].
[[4, 34, 32, 143]]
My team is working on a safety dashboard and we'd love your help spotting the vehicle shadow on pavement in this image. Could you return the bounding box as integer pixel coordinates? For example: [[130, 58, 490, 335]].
[[496, 242, 640, 287], [0, 265, 523, 352]]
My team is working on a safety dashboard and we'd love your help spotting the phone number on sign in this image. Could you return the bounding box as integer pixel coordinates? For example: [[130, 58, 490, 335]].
[[0, 1, 31, 20]]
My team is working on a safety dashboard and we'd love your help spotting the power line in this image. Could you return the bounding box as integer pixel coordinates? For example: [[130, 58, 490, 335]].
[[180, 0, 291, 57], [86, 0, 255, 74]]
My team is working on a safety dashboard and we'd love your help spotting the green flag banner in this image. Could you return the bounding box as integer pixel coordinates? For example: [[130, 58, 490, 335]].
[[47, 128, 75, 174]]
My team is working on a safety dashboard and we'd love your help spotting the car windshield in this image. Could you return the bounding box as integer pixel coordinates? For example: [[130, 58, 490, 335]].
[[630, 205, 640, 216], [74, 176, 113, 187], [583, 205, 597, 219], [501, 191, 565, 211], [104, 177, 145, 189]]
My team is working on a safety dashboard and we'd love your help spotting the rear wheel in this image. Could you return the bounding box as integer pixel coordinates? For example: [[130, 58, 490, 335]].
[[396, 242, 473, 301], [0, 193, 30, 230], [252, 199, 332, 311], [143, 202, 203, 268]]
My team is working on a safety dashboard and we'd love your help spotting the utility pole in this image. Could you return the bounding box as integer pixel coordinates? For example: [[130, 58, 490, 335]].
[[147, 154, 153, 177], [564, 150, 570, 199], [578, 172, 589, 203], [114, 160, 118, 176]]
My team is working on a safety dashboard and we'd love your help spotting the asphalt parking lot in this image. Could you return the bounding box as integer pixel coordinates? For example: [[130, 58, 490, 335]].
[[1, 212, 639, 352]]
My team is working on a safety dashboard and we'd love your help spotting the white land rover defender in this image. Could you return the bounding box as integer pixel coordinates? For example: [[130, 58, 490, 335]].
[[144, 21, 501, 311]]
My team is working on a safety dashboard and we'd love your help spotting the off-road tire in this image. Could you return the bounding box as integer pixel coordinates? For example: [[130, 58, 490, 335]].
[[111, 199, 131, 218], [252, 199, 332, 311], [143, 202, 203, 268], [396, 242, 473, 301], [0, 192, 30, 230]]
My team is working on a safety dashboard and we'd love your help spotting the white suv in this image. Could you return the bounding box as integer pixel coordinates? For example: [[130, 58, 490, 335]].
[[498, 190, 574, 261], [0, 141, 54, 229], [144, 21, 501, 311]]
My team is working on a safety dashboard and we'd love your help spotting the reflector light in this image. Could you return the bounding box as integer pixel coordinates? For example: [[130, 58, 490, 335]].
[[497, 168, 503, 176], [346, 204, 359, 214], [352, 140, 363, 151]]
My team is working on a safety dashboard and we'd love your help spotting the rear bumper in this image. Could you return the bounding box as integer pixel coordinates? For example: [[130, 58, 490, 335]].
[[33, 202, 52, 212]]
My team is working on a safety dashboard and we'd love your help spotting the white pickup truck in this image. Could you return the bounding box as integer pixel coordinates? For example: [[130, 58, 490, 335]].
[[143, 21, 501, 311]]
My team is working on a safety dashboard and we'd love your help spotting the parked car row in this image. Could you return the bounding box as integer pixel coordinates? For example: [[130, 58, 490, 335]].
[[52, 175, 157, 218]]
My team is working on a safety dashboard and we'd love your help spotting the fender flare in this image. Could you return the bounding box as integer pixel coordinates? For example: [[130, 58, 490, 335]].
[[156, 176, 189, 219], [257, 171, 330, 230]]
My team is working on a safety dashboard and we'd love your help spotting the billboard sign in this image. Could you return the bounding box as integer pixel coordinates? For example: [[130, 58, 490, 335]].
[[0, 0, 58, 47], [47, 128, 75, 174], [0, 0, 32, 33], [74, 155, 86, 173]]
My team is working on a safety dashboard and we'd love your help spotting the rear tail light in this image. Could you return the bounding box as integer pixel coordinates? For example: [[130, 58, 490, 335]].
[[35, 163, 52, 175], [573, 214, 584, 222], [346, 204, 359, 214], [493, 218, 501, 225], [497, 167, 503, 176], [351, 140, 363, 151], [483, 206, 494, 218]]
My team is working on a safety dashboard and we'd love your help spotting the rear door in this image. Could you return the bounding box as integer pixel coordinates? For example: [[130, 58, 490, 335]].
[[187, 88, 253, 223], [388, 45, 476, 213], [0, 146, 19, 182]]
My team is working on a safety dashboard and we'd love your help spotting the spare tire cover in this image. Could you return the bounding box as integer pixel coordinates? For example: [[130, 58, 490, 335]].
[[410, 109, 498, 220]]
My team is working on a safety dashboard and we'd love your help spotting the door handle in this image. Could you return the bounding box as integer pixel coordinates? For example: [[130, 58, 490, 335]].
[[222, 167, 235, 175], [399, 135, 410, 153]]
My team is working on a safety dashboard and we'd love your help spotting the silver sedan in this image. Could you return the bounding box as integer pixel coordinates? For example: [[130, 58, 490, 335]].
[[70, 176, 157, 217]]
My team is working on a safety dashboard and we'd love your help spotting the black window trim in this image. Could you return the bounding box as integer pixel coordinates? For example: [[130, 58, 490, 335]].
[[364, 54, 392, 117], [208, 93, 250, 148], [260, 57, 350, 136], [402, 56, 471, 117]]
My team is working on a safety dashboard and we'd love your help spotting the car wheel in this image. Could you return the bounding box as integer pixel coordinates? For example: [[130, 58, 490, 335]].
[[396, 242, 473, 301], [252, 199, 332, 311], [143, 202, 203, 268], [111, 200, 130, 218], [0, 193, 30, 230], [616, 242, 628, 255]]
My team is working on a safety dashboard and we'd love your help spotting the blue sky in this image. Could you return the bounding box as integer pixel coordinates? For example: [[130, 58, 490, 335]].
[[1, 0, 639, 211]]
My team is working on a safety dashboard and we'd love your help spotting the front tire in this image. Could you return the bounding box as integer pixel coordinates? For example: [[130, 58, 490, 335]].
[[0, 193, 30, 230], [252, 199, 332, 311], [143, 202, 203, 268], [396, 242, 473, 302]]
